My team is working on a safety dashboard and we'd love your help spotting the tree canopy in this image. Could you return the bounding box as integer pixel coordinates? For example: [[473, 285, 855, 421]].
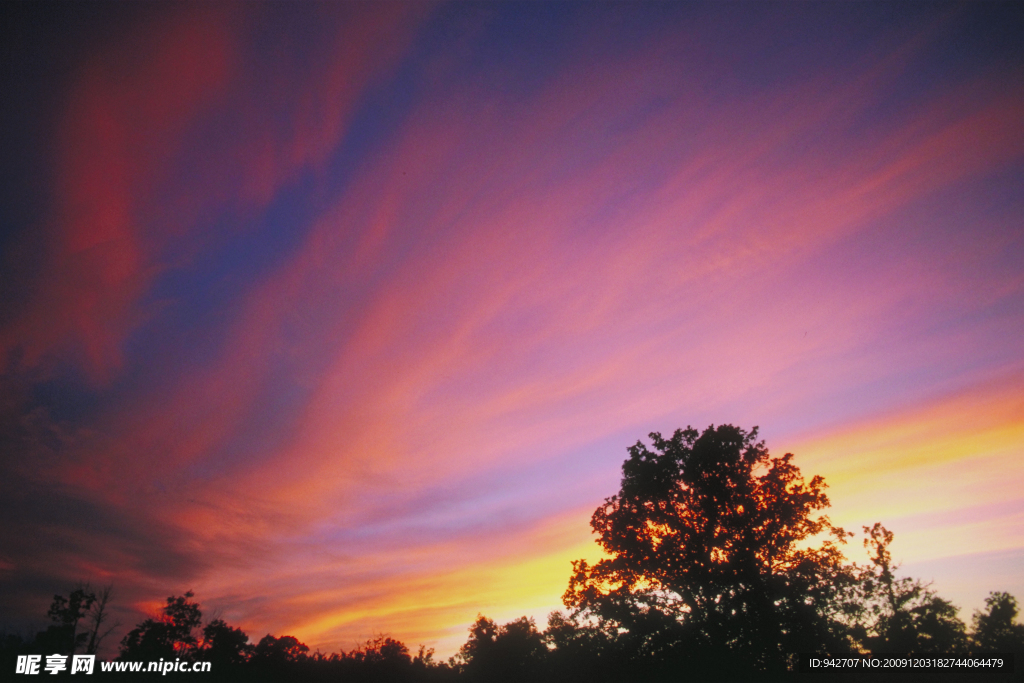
[[846, 523, 967, 654], [30, 584, 116, 657], [563, 425, 855, 674], [451, 615, 546, 682], [971, 592, 1024, 654], [119, 591, 203, 661]]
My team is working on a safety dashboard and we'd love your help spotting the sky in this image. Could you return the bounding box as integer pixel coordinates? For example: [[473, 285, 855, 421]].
[[1, 1, 1022, 658]]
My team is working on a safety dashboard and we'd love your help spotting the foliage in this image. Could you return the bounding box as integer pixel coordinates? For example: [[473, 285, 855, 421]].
[[35, 586, 95, 655], [451, 615, 547, 682], [20, 423, 1020, 681], [845, 523, 967, 653], [563, 425, 854, 674], [202, 618, 253, 667], [29, 584, 118, 657], [320, 635, 452, 682], [107, 589, 454, 681], [971, 592, 1024, 653], [346, 635, 411, 665], [251, 633, 309, 665], [118, 591, 202, 661]]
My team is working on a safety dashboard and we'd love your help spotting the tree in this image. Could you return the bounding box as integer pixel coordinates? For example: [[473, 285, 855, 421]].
[[346, 634, 411, 666], [32, 584, 119, 657], [251, 633, 309, 666], [335, 635, 419, 681], [35, 586, 96, 655], [119, 591, 202, 660], [83, 585, 118, 655], [563, 425, 854, 675], [971, 592, 1024, 653], [202, 618, 253, 667], [848, 524, 966, 653], [543, 610, 622, 683], [452, 615, 547, 682]]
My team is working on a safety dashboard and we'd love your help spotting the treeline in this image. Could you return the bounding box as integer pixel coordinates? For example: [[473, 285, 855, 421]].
[[3, 585, 1022, 681], [4, 425, 1024, 681]]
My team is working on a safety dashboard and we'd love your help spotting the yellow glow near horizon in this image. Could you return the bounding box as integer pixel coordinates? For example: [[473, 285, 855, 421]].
[[782, 373, 1024, 564]]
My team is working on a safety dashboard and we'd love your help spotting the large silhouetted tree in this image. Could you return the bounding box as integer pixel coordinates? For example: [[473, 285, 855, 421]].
[[563, 425, 854, 676]]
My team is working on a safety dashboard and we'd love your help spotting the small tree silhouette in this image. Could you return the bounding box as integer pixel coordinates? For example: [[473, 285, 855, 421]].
[[119, 591, 202, 661], [452, 615, 547, 682], [202, 618, 253, 667], [251, 633, 309, 665], [971, 592, 1024, 653], [35, 586, 96, 655], [83, 585, 118, 655], [848, 523, 966, 653]]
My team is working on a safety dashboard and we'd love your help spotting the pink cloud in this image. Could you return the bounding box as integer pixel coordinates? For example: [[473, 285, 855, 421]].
[[0, 4, 430, 384]]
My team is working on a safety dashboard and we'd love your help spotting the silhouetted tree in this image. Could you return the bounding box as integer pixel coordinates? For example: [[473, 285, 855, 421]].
[[83, 584, 118, 655], [452, 615, 547, 682], [251, 633, 309, 665], [847, 524, 966, 653], [119, 591, 202, 661], [328, 635, 425, 681], [412, 644, 439, 669], [544, 610, 622, 683], [347, 634, 411, 667], [563, 425, 855, 677], [971, 592, 1024, 654], [34, 586, 96, 655], [202, 618, 253, 667]]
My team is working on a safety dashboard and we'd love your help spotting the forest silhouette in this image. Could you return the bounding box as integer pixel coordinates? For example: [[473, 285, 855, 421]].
[[3, 425, 1022, 681]]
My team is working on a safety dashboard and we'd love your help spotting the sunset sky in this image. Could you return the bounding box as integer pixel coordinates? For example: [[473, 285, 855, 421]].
[[1, 2, 1022, 657]]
